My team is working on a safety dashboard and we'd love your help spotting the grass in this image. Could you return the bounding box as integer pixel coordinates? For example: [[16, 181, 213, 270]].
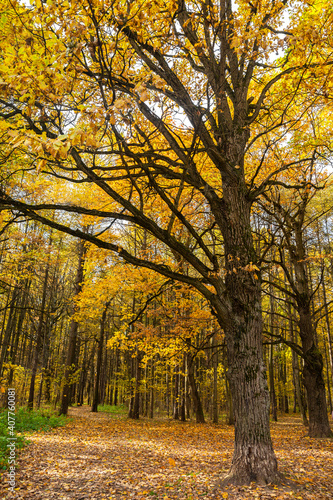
[[97, 404, 128, 415], [0, 407, 68, 471]]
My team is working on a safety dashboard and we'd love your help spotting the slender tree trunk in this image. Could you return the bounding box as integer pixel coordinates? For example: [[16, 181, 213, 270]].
[[179, 354, 186, 421], [268, 277, 277, 422], [77, 340, 88, 406], [321, 276, 333, 410], [28, 262, 50, 409], [128, 350, 141, 419], [286, 286, 308, 425], [269, 342, 277, 422], [0, 286, 20, 376], [212, 333, 218, 424], [149, 357, 154, 419], [92, 302, 110, 412], [59, 240, 85, 416], [166, 364, 170, 417], [323, 340, 332, 414], [173, 364, 179, 420], [188, 356, 205, 423], [113, 348, 119, 406]]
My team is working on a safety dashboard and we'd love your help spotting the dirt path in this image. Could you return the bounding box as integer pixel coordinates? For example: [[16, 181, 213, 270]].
[[0, 407, 332, 499]]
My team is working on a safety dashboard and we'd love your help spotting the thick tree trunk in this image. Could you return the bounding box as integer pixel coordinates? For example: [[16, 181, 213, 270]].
[[289, 229, 332, 437], [299, 307, 332, 437], [288, 295, 308, 425], [218, 180, 278, 485]]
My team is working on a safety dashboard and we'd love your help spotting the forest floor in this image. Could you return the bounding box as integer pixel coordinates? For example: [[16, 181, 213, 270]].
[[0, 406, 332, 500]]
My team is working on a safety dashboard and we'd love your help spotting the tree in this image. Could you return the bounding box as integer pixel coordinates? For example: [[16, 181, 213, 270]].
[[260, 163, 332, 437], [1, 0, 333, 485], [59, 239, 85, 416]]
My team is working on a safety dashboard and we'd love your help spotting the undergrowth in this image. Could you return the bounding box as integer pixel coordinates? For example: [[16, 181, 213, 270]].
[[97, 404, 127, 415], [0, 407, 68, 471]]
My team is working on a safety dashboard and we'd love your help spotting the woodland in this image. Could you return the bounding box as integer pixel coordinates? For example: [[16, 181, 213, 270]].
[[0, 0, 333, 496]]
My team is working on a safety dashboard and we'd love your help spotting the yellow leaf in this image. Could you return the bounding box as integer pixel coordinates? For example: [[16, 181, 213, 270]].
[[168, 457, 176, 467], [37, 159, 46, 173]]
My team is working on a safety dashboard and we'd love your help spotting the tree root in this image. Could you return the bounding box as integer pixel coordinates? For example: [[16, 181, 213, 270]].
[[214, 471, 301, 493]]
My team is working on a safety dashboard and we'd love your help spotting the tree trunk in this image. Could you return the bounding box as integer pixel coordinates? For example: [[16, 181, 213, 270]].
[[59, 240, 85, 416], [128, 350, 141, 419], [299, 307, 332, 437], [188, 357, 205, 424], [212, 333, 218, 424], [291, 241, 332, 437], [173, 365, 179, 420], [268, 280, 277, 422], [28, 263, 49, 409], [149, 357, 154, 419], [269, 342, 278, 422], [217, 180, 278, 485], [321, 276, 333, 413], [92, 302, 110, 412], [0, 286, 20, 376], [113, 348, 119, 406], [275, 208, 332, 437], [179, 354, 186, 421]]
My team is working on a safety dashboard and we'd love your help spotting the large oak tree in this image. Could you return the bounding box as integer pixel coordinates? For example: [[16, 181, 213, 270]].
[[1, 0, 332, 485]]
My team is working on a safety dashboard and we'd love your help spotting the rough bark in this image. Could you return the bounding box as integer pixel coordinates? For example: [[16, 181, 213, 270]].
[[291, 231, 332, 437], [299, 308, 332, 437], [218, 179, 278, 485]]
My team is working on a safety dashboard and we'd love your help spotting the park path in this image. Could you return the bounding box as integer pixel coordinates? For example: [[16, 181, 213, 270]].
[[0, 406, 332, 499]]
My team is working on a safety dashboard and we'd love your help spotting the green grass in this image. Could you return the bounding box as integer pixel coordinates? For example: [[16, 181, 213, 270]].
[[0, 407, 68, 471], [97, 404, 127, 415]]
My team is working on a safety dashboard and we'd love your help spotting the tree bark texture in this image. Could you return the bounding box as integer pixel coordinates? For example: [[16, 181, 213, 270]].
[[291, 234, 332, 437], [218, 180, 278, 484]]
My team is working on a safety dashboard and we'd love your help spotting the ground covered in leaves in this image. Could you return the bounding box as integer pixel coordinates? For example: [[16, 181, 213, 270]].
[[0, 406, 332, 499]]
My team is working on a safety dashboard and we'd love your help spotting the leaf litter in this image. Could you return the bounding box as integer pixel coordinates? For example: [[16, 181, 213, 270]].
[[0, 407, 332, 499]]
